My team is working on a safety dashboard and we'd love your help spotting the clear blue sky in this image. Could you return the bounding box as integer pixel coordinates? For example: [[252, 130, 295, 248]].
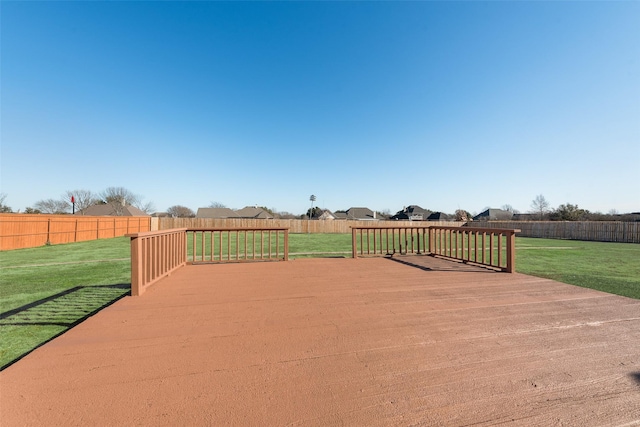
[[1, 1, 639, 215]]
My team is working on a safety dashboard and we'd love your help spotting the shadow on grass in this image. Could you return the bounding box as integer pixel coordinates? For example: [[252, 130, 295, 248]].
[[0, 284, 130, 371]]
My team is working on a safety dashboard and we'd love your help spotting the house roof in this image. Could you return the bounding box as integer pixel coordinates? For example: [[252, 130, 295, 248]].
[[391, 205, 430, 220], [196, 208, 240, 219], [427, 212, 448, 221], [235, 206, 274, 219], [317, 210, 336, 220], [346, 207, 376, 220], [79, 204, 149, 216], [333, 212, 348, 219], [473, 209, 514, 221]]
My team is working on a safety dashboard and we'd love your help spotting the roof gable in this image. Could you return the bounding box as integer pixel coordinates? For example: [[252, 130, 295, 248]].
[[235, 207, 274, 219], [346, 207, 376, 220]]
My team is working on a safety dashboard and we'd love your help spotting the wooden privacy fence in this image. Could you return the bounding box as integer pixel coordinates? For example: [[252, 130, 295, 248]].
[[158, 217, 461, 234], [0, 214, 152, 250], [352, 226, 519, 273], [473, 221, 640, 243], [188, 228, 289, 263], [127, 229, 187, 296]]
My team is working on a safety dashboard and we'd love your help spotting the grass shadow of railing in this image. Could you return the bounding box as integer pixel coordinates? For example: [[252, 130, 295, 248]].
[[0, 284, 130, 371], [387, 255, 501, 273]]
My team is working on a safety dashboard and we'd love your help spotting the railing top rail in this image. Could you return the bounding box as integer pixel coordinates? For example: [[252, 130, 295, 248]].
[[434, 226, 521, 234], [126, 228, 188, 238], [187, 227, 289, 232]]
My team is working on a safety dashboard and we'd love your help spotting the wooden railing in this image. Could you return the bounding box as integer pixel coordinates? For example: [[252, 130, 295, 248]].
[[187, 228, 289, 263], [352, 226, 520, 273], [430, 226, 519, 273], [127, 228, 187, 296], [128, 227, 290, 296], [351, 227, 430, 257]]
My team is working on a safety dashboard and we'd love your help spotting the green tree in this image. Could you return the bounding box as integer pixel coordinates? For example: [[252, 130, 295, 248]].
[[306, 207, 323, 219], [550, 203, 590, 221]]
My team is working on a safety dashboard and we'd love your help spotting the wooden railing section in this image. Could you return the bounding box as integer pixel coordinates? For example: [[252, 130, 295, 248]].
[[128, 228, 187, 296], [187, 228, 289, 263], [351, 227, 430, 257], [430, 226, 519, 273], [352, 226, 520, 273]]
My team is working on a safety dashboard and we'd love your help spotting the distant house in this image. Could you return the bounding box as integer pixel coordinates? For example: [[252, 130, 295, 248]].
[[196, 208, 240, 219], [427, 212, 450, 221], [333, 211, 348, 220], [345, 207, 378, 221], [78, 204, 149, 216], [473, 209, 514, 221], [391, 205, 430, 221], [317, 210, 336, 220], [234, 206, 274, 219]]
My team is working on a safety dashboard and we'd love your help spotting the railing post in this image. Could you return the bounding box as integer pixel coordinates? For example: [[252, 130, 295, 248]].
[[352, 228, 358, 259], [506, 231, 516, 273], [284, 229, 289, 261], [130, 235, 143, 296]]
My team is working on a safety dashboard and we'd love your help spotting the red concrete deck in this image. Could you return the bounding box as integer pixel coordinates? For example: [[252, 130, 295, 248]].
[[2, 257, 640, 426]]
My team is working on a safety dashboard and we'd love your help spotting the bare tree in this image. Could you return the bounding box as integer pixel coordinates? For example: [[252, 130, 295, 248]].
[[455, 209, 471, 222], [209, 201, 227, 208], [166, 205, 195, 218], [275, 210, 297, 219], [501, 204, 520, 214], [99, 187, 154, 214], [100, 187, 140, 215], [34, 198, 70, 214], [137, 200, 156, 214], [64, 189, 98, 214], [530, 194, 550, 220], [0, 193, 12, 213]]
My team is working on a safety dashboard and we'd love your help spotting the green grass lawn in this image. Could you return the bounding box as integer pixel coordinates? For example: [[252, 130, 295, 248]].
[[1, 234, 639, 370], [0, 237, 131, 369], [515, 237, 640, 299]]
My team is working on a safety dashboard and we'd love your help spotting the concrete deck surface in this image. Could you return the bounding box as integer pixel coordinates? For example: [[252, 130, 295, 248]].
[[1, 257, 640, 426]]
